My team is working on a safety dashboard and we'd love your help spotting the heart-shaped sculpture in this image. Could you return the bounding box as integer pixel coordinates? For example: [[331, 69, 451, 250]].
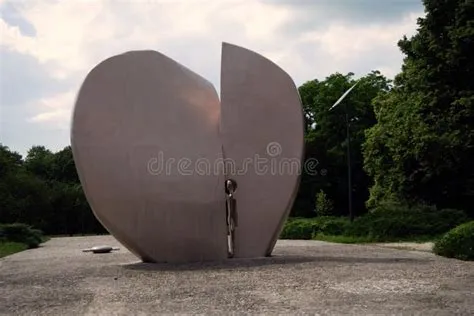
[[71, 43, 304, 263]]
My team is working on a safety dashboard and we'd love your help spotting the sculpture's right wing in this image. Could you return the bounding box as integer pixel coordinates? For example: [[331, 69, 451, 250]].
[[220, 43, 305, 258]]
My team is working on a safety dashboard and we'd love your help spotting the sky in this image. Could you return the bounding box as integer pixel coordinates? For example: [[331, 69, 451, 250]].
[[0, 0, 424, 157]]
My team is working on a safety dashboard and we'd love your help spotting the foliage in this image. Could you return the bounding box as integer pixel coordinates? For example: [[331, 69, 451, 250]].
[[315, 190, 334, 216], [292, 71, 392, 218], [280, 217, 350, 239], [0, 223, 44, 248], [363, 0, 474, 213], [280, 218, 315, 239], [345, 204, 468, 240], [312, 234, 374, 244], [0, 144, 107, 236], [434, 221, 474, 261], [281, 205, 468, 242]]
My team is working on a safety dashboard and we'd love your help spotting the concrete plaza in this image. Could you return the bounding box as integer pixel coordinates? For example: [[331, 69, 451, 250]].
[[0, 236, 473, 315]]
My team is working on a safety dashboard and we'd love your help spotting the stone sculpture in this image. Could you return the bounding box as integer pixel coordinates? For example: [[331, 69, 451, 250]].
[[71, 42, 304, 263]]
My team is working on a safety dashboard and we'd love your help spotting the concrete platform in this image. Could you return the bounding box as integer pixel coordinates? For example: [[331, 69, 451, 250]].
[[0, 236, 473, 315]]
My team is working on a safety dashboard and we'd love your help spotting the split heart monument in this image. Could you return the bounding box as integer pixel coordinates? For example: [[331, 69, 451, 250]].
[[71, 43, 304, 263]]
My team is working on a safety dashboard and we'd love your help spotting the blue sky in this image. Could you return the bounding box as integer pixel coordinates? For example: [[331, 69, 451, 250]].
[[0, 0, 424, 157]]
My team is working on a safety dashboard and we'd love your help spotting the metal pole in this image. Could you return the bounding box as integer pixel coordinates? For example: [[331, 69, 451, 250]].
[[346, 112, 354, 222], [329, 81, 358, 222]]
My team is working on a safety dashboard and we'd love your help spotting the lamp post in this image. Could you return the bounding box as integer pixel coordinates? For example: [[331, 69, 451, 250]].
[[329, 82, 359, 222]]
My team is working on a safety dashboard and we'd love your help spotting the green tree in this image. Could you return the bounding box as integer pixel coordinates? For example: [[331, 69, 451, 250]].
[[51, 146, 80, 184], [24, 146, 55, 181], [0, 145, 24, 223], [0, 145, 53, 229], [0, 144, 22, 177], [0, 144, 105, 235], [363, 0, 474, 213], [315, 190, 334, 216], [292, 71, 392, 217]]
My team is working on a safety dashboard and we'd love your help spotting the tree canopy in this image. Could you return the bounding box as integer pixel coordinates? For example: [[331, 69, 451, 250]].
[[363, 0, 474, 214], [292, 71, 391, 217]]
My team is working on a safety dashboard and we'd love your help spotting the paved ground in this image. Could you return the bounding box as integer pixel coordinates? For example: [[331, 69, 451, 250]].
[[373, 242, 434, 253], [0, 236, 473, 315]]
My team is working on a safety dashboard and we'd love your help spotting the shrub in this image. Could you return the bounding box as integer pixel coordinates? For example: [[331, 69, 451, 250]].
[[280, 217, 349, 239], [315, 216, 350, 236], [0, 223, 44, 248], [283, 204, 469, 242], [433, 221, 474, 261], [344, 204, 468, 241], [280, 218, 316, 239], [316, 190, 334, 216]]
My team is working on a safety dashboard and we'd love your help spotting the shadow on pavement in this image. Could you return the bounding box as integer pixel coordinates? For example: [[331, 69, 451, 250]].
[[122, 255, 431, 272]]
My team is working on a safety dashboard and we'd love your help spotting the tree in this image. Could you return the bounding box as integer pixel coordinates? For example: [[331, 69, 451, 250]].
[[0, 145, 24, 223], [0, 145, 53, 229], [0, 144, 22, 177], [24, 146, 55, 181], [315, 190, 334, 216], [0, 144, 105, 235], [51, 146, 80, 184], [363, 0, 474, 213], [292, 71, 392, 217]]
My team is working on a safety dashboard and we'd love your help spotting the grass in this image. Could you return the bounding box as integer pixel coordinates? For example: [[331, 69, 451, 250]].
[[312, 233, 439, 244], [0, 237, 49, 259], [313, 234, 375, 244], [0, 241, 28, 258]]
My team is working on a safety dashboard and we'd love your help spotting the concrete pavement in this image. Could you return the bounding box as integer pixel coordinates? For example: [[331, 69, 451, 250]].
[[0, 236, 473, 315]]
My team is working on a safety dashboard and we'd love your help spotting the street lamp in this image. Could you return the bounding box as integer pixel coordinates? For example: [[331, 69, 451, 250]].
[[329, 81, 359, 222]]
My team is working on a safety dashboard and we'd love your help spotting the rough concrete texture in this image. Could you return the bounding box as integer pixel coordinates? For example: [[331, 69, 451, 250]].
[[374, 242, 434, 253], [0, 236, 473, 315]]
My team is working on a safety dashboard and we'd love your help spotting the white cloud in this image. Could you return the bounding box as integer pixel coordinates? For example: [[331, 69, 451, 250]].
[[283, 11, 421, 82], [1, 0, 295, 80], [302, 13, 419, 61], [28, 90, 75, 129], [1, 1, 106, 78], [0, 0, 423, 155]]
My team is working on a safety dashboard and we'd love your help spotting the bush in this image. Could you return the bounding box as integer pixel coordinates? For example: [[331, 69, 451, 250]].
[[283, 204, 469, 242], [316, 216, 350, 236], [316, 190, 334, 216], [0, 223, 44, 248], [433, 221, 474, 261], [280, 217, 349, 239], [344, 203, 469, 241], [280, 218, 316, 239]]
